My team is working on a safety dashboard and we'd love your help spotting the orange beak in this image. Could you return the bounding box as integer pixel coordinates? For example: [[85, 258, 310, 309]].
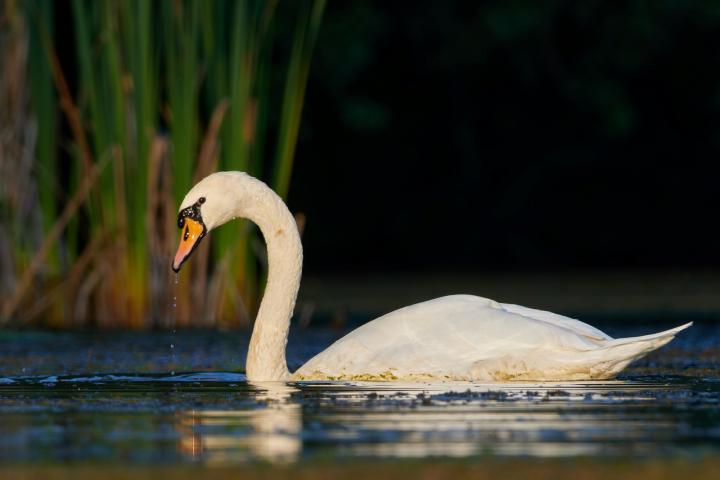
[[172, 217, 206, 272]]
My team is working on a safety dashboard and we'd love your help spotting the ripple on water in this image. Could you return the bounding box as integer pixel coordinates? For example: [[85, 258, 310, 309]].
[[0, 323, 718, 465], [0, 373, 717, 464]]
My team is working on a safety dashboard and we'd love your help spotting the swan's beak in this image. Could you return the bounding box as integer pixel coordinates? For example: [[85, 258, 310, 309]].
[[172, 218, 206, 272]]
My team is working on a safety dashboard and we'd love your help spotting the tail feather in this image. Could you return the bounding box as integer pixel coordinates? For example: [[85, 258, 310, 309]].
[[588, 322, 692, 379], [605, 322, 693, 348]]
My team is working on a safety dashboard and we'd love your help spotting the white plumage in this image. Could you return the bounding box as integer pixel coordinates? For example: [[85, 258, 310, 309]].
[[295, 294, 690, 381], [176, 172, 691, 382]]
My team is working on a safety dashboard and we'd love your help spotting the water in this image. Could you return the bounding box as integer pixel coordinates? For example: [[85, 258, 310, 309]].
[[172, 273, 178, 375], [0, 322, 718, 465]]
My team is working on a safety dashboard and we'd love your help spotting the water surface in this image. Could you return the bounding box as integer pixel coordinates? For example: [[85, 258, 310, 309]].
[[0, 322, 717, 465]]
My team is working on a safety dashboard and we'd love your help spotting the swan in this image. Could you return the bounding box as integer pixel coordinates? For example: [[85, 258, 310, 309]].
[[172, 171, 691, 382]]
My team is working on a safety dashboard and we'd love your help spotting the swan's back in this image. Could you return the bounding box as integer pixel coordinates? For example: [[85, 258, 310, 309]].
[[293, 295, 690, 381]]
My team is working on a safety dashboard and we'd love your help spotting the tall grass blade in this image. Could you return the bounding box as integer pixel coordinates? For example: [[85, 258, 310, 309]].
[[12, 0, 326, 328], [273, 0, 326, 199]]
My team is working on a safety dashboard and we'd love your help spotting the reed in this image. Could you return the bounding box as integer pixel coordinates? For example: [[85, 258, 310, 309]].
[[0, 0, 325, 328]]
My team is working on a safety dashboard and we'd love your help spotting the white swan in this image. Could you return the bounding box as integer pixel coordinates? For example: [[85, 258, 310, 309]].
[[172, 171, 691, 382]]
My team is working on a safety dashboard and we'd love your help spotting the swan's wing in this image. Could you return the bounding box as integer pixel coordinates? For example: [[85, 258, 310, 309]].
[[499, 303, 613, 341], [294, 295, 599, 380]]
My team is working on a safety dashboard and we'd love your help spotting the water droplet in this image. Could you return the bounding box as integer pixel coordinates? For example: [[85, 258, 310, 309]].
[[170, 329, 177, 376]]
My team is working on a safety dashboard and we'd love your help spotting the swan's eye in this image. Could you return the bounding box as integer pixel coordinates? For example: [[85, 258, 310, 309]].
[[198, 197, 206, 204], [177, 204, 203, 231]]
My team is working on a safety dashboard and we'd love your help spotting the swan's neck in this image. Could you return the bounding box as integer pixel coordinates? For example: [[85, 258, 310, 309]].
[[236, 177, 302, 381]]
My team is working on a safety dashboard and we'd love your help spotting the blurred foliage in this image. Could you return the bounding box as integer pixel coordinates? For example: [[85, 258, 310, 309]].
[[3, 0, 720, 330], [0, 0, 325, 328]]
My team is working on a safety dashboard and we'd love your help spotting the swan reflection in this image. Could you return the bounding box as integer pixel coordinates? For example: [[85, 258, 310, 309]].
[[173, 378, 692, 463], [298, 379, 683, 458], [176, 381, 301, 464]]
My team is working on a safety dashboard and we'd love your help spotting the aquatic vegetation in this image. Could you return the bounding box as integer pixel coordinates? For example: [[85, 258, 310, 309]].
[[0, 0, 326, 328]]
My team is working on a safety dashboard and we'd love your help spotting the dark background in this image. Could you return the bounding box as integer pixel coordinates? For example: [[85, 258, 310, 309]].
[[290, 1, 720, 273]]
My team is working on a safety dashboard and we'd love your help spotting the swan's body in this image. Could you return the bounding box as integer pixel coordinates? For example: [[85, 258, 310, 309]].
[[174, 171, 691, 382], [295, 295, 690, 381]]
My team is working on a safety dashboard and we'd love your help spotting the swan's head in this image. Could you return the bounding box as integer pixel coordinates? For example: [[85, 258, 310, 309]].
[[172, 172, 245, 272]]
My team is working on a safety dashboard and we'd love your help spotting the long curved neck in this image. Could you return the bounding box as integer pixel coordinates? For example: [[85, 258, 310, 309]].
[[235, 176, 302, 381]]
